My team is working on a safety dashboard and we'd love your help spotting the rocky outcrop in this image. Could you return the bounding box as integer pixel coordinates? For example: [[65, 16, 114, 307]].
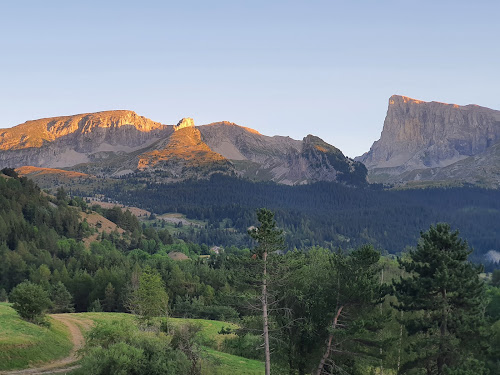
[[0, 110, 167, 150], [174, 118, 195, 131], [357, 95, 500, 184], [296, 135, 367, 185]]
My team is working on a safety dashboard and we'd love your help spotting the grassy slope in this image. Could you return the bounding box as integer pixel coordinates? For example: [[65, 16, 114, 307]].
[[202, 347, 264, 375], [0, 305, 263, 374], [0, 303, 73, 371], [69, 312, 263, 375]]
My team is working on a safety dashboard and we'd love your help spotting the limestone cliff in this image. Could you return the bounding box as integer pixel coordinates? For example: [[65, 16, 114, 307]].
[[357, 95, 500, 184], [0, 110, 167, 150], [0, 110, 172, 169], [174, 118, 195, 131]]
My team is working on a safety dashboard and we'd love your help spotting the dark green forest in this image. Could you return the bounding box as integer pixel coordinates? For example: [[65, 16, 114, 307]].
[[80, 174, 500, 265], [1, 169, 500, 374]]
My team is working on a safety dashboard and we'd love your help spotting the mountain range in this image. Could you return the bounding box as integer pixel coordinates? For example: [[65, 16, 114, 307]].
[[1, 94, 500, 188], [0, 112, 367, 185], [1, 98, 500, 260]]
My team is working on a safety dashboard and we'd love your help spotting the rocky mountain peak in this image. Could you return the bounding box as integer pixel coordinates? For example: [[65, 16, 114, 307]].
[[203, 121, 262, 135], [137, 123, 231, 176], [174, 118, 195, 131], [357, 95, 500, 186], [389, 95, 427, 106]]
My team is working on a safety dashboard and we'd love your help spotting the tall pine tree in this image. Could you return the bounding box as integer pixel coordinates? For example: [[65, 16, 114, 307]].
[[249, 208, 285, 375], [393, 223, 487, 375]]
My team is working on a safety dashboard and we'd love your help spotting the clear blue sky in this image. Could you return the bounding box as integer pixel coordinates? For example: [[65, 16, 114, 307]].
[[1, 0, 499, 157]]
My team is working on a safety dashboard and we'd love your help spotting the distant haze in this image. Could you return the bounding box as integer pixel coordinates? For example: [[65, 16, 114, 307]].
[[1, 0, 499, 158]]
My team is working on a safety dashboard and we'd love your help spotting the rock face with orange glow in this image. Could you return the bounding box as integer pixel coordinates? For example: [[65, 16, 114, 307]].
[[174, 118, 195, 131], [0, 110, 172, 169], [0, 110, 167, 151], [137, 123, 233, 177], [0, 111, 366, 185], [357, 95, 500, 185]]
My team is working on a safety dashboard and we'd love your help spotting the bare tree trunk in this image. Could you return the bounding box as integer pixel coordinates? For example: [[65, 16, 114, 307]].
[[397, 310, 403, 374], [437, 288, 447, 375], [379, 267, 384, 375], [262, 250, 271, 375], [316, 305, 344, 375]]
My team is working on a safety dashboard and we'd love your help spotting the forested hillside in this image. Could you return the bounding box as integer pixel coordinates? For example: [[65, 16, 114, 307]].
[[85, 174, 500, 264], [1, 169, 500, 374]]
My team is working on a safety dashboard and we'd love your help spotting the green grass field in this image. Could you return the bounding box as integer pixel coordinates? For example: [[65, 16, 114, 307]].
[[0, 303, 73, 371], [68, 313, 263, 374], [0, 305, 263, 374], [202, 347, 264, 375]]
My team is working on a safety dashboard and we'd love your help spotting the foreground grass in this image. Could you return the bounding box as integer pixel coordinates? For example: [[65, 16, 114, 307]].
[[0, 303, 73, 371], [67, 312, 262, 374], [202, 347, 264, 375], [0, 307, 262, 374]]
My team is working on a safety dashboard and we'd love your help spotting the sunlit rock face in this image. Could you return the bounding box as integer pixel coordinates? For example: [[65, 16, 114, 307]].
[[137, 124, 232, 177], [174, 118, 195, 131], [0, 110, 173, 169], [0, 110, 167, 151], [199, 124, 366, 185], [356, 95, 500, 184]]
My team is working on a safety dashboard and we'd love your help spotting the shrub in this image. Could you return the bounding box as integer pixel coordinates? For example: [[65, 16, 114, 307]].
[[9, 281, 51, 323], [173, 296, 238, 321], [222, 333, 263, 360], [78, 320, 191, 375]]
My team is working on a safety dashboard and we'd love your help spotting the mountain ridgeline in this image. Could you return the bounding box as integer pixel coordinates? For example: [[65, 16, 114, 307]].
[[0, 113, 366, 185], [3, 95, 500, 187]]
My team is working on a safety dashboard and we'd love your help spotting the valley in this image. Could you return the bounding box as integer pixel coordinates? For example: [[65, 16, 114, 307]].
[[1, 95, 500, 375], [4, 3, 500, 374]]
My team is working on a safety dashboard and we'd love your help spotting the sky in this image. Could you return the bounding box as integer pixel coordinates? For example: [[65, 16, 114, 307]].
[[1, 0, 499, 158]]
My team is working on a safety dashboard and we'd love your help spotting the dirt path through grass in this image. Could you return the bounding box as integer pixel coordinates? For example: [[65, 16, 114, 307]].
[[0, 314, 92, 375]]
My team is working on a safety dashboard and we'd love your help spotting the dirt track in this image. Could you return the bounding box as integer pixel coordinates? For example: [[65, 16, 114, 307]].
[[0, 315, 92, 375]]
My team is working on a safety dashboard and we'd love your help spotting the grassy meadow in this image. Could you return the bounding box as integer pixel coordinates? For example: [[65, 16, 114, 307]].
[[0, 303, 73, 371], [0, 304, 263, 374]]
